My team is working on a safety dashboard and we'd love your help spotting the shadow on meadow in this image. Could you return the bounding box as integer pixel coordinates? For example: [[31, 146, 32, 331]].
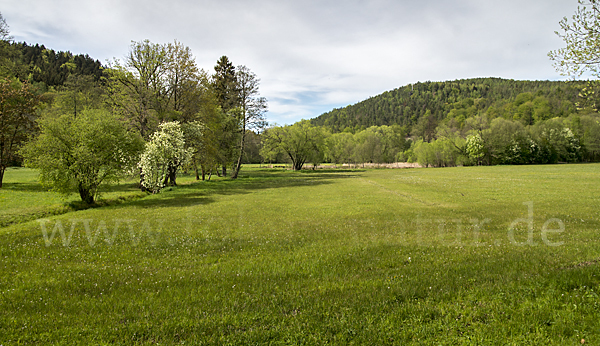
[[0, 169, 366, 225], [1, 182, 50, 192], [120, 169, 365, 209]]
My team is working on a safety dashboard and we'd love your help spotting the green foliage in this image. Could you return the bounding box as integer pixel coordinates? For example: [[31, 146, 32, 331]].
[[212, 56, 238, 112], [12, 42, 104, 86], [261, 120, 327, 170], [312, 78, 582, 133], [20, 108, 144, 204], [326, 132, 356, 165], [0, 78, 40, 187], [549, 0, 600, 78], [231, 65, 268, 178], [410, 137, 464, 168], [580, 114, 600, 160], [106, 39, 207, 139]]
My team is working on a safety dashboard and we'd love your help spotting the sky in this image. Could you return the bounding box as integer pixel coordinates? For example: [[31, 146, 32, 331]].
[[0, 0, 581, 125]]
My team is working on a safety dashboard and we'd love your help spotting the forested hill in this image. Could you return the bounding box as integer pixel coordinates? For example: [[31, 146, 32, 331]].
[[5, 42, 103, 88], [311, 78, 586, 133]]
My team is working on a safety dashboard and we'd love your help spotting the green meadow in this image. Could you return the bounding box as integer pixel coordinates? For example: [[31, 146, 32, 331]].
[[1, 164, 599, 345]]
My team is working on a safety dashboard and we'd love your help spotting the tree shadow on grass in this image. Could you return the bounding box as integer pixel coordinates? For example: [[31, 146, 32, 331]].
[[116, 169, 365, 209], [2, 182, 50, 192]]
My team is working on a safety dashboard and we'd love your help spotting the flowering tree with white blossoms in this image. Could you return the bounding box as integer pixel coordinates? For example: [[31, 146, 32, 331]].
[[465, 133, 485, 165], [139, 121, 190, 193]]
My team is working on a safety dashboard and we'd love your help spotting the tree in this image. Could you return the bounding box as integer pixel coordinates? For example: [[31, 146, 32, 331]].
[[209, 56, 240, 177], [20, 109, 144, 204], [261, 120, 323, 171], [0, 12, 9, 41], [485, 117, 528, 164], [0, 12, 20, 79], [52, 74, 105, 118], [412, 140, 435, 167], [231, 65, 267, 178], [138, 121, 189, 193], [106, 60, 160, 139], [354, 128, 383, 164], [326, 132, 356, 166], [164, 41, 204, 122], [0, 79, 40, 187], [531, 119, 582, 163], [215, 108, 242, 177], [549, 0, 600, 78], [213, 56, 238, 112], [465, 133, 485, 165], [580, 114, 600, 160], [107, 40, 204, 139], [194, 100, 227, 180]]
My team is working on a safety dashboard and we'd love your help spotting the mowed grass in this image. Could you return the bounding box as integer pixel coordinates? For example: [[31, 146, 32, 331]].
[[1, 164, 599, 344]]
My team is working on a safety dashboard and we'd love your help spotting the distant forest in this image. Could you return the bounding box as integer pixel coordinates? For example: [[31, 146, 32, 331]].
[[6, 42, 103, 88], [312, 78, 586, 134]]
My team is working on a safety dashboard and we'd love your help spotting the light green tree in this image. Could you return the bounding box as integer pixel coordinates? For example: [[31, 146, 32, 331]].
[[549, 0, 600, 78], [325, 132, 356, 166], [354, 128, 383, 164], [231, 65, 268, 179], [20, 109, 144, 204], [581, 115, 600, 160], [260, 120, 323, 171], [549, 1, 600, 110], [486, 117, 528, 164], [107, 40, 205, 139], [412, 140, 435, 167]]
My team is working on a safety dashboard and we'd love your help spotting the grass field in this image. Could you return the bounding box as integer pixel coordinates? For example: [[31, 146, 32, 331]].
[[1, 164, 599, 344]]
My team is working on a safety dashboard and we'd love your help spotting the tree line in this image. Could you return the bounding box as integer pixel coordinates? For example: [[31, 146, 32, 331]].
[[0, 12, 266, 203], [260, 110, 600, 170]]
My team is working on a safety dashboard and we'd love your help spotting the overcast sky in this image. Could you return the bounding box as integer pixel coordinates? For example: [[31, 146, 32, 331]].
[[1, 0, 580, 124]]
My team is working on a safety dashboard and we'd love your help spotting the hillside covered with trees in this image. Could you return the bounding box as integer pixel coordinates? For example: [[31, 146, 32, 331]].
[[312, 78, 585, 133]]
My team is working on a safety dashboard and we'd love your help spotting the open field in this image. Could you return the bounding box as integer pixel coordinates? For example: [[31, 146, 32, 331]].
[[1, 164, 599, 344]]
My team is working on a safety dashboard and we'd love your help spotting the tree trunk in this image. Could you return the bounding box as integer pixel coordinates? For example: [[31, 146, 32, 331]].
[[293, 160, 304, 171], [139, 168, 146, 192], [194, 161, 200, 180], [0, 166, 5, 188], [231, 128, 247, 179], [200, 164, 206, 181], [163, 174, 169, 187], [222, 165, 227, 177], [78, 183, 94, 204], [169, 168, 177, 186]]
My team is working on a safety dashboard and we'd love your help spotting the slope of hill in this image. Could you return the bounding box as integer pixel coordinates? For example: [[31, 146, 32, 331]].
[[4, 42, 103, 88], [311, 78, 585, 133]]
